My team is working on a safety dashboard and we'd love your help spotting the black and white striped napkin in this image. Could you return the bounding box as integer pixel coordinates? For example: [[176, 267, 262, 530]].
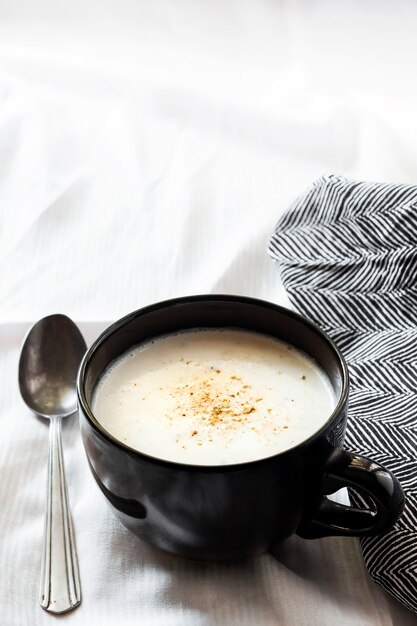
[[269, 175, 417, 613]]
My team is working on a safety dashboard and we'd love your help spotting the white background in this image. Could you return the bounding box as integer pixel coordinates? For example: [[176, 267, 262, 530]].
[[1, 1, 417, 624]]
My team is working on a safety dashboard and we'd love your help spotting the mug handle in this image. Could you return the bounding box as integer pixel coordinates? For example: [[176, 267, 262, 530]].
[[298, 448, 405, 539]]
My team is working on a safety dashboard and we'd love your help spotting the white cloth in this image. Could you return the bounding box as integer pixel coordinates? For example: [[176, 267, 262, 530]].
[[1, 1, 417, 624]]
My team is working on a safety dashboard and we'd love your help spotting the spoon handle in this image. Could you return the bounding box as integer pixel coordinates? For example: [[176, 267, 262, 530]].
[[40, 415, 81, 613]]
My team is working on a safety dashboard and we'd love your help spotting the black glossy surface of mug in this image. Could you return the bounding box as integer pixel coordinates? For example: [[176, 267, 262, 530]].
[[77, 295, 404, 560]]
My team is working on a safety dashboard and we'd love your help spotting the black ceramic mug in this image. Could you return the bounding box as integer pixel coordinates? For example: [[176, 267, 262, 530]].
[[77, 295, 404, 560]]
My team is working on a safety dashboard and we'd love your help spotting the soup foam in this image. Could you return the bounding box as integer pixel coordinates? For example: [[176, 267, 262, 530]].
[[92, 329, 336, 465]]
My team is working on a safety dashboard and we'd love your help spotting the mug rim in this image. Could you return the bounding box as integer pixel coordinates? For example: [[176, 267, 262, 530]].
[[77, 294, 349, 472]]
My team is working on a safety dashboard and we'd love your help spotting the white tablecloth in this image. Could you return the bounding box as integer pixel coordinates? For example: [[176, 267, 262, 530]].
[[1, 1, 417, 624]]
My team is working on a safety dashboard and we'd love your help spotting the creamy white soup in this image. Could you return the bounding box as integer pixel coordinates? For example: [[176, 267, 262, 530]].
[[92, 329, 336, 465]]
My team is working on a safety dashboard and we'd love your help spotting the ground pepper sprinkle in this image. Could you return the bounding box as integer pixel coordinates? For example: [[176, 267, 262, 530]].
[[169, 369, 268, 444]]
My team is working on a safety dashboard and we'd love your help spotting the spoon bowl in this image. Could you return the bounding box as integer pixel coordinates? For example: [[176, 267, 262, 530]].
[[19, 314, 86, 419], [19, 314, 86, 614]]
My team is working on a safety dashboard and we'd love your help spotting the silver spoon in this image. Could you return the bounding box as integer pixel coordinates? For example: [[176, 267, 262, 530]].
[[18, 314, 86, 614]]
